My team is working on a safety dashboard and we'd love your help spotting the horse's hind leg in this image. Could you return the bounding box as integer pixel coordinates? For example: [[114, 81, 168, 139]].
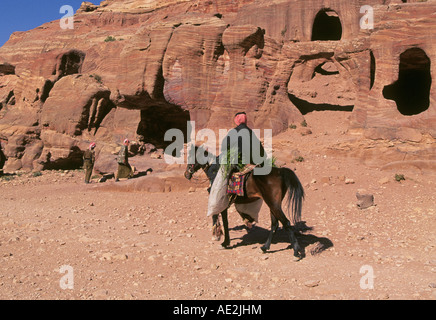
[[284, 220, 304, 260], [269, 205, 303, 260], [261, 213, 278, 253]]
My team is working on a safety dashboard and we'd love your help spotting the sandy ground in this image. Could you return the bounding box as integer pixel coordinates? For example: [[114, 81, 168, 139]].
[[0, 111, 435, 300]]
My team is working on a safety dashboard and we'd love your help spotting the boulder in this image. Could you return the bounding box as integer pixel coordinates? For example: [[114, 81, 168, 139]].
[[41, 74, 112, 136], [356, 190, 375, 210]]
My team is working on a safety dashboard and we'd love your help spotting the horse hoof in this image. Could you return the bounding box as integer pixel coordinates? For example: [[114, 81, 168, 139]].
[[221, 242, 229, 248], [293, 255, 302, 262], [211, 236, 221, 241], [260, 246, 268, 253]]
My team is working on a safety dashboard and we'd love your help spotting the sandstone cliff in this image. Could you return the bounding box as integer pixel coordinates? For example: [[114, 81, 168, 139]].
[[0, 0, 435, 172]]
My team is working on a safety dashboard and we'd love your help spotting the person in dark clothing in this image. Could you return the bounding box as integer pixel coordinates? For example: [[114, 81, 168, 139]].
[[83, 142, 96, 184], [219, 111, 266, 170], [136, 135, 146, 155]]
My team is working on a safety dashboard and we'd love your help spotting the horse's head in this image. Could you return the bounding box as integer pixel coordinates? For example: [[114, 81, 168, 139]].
[[184, 162, 203, 180], [184, 145, 215, 180]]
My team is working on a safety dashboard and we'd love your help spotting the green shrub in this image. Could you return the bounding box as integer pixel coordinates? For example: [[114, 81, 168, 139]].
[[1, 175, 15, 181], [395, 174, 405, 182], [293, 156, 304, 163], [104, 36, 116, 42]]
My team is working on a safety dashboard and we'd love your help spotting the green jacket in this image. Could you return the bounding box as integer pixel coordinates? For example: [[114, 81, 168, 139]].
[[83, 149, 95, 164]]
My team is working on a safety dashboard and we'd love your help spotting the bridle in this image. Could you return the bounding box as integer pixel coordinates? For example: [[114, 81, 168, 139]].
[[185, 162, 212, 179], [185, 146, 215, 180], [186, 164, 197, 175]]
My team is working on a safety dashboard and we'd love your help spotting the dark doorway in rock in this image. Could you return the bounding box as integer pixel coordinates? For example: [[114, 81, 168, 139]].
[[311, 9, 342, 41], [56, 50, 86, 78], [288, 93, 354, 115], [382, 47, 431, 116], [370, 50, 376, 90], [137, 105, 190, 151]]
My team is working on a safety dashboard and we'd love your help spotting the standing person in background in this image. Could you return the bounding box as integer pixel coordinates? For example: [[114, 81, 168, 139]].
[[83, 142, 96, 184], [136, 135, 146, 155], [115, 139, 135, 182], [0, 142, 7, 177]]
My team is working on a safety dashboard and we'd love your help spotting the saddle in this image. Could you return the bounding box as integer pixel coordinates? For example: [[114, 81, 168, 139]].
[[227, 164, 257, 197]]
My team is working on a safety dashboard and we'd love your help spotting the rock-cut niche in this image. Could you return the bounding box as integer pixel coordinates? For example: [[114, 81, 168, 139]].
[[41, 50, 86, 102], [311, 9, 342, 41], [383, 47, 432, 116], [56, 50, 86, 78]]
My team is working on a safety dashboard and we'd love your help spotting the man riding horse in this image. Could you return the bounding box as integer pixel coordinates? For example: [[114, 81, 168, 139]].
[[207, 112, 266, 224], [185, 112, 305, 259]]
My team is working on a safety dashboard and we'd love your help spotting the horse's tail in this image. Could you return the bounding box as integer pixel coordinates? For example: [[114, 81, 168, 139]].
[[280, 167, 304, 225]]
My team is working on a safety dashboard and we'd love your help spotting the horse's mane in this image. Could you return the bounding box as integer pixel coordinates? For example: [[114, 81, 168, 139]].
[[191, 144, 218, 164]]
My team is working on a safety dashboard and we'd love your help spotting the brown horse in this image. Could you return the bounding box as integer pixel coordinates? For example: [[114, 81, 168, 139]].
[[184, 147, 305, 260]]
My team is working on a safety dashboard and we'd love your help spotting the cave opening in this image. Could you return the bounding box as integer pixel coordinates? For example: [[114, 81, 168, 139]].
[[55, 50, 86, 78], [370, 50, 376, 90], [311, 9, 342, 41], [382, 47, 432, 116], [136, 105, 191, 153]]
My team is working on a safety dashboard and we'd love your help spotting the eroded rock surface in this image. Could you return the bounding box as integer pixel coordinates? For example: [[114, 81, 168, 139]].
[[0, 0, 435, 171]]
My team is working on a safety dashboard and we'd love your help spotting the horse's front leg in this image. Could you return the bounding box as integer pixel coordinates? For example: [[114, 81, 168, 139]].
[[221, 209, 230, 248], [211, 215, 223, 241]]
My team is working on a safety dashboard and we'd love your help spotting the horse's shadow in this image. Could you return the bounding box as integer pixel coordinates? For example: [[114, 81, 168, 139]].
[[227, 221, 333, 257]]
